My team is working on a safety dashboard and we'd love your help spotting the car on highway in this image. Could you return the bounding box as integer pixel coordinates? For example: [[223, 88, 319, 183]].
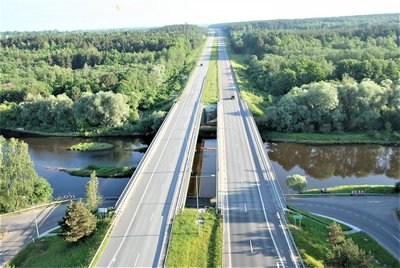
[[231, 95, 235, 99]]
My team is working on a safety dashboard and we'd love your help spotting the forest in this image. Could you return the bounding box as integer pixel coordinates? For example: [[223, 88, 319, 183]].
[[221, 14, 400, 134], [0, 25, 207, 135]]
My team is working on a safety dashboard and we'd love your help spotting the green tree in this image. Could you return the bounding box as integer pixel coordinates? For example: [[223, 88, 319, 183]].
[[59, 200, 97, 242], [0, 136, 52, 213], [286, 174, 307, 193], [326, 239, 373, 268], [86, 171, 102, 212], [327, 222, 345, 246]]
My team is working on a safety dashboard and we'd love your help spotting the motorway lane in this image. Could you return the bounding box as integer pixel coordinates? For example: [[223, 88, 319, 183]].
[[287, 196, 400, 260], [95, 34, 214, 268], [218, 33, 298, 267]]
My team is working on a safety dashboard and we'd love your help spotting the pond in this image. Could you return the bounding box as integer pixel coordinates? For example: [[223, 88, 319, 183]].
[[14, 136, 150, 199], [267, 142, 399, 193]]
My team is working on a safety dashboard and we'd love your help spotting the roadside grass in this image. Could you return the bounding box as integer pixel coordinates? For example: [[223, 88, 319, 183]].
[[350, 232, 400, 268], [288, 207, 399, 268], [225, 37, 270, 117], [69, 142, 114, 151], [288, 205, 351, 231], [264, 131, 400, 145], [166, 208, 222, 268], [67, 164, 135, 178], [203, 37, 219, 104], [8, 219, 111, 268], [303, 185, 396, 195]]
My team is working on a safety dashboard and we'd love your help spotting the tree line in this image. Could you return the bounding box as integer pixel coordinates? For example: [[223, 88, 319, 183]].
[[0, 25, 207, 134], [221, 14, 400, 133]]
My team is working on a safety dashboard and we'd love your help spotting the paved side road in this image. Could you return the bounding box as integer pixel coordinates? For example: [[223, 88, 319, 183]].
[[0, 204, 68, 266], [287, 196, 400, 260], [0, 200, 115, 267]]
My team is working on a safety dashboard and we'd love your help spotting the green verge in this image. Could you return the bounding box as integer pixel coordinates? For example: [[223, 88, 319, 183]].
[[203, 37, 219, 104], [8, 219, 111, 268], [66, 164, 135, 178], [288, 208, 399, 268], [166, 208, 222, 267], [303, 185, 396, 195], [225, 37, 270, 117], [69, 142, 114, 151], [264, 131, 400, 145]]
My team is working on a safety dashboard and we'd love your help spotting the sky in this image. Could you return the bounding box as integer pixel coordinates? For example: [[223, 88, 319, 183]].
[[1, 0, 399, 32]]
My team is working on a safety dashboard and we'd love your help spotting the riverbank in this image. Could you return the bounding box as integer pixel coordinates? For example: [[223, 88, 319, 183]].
[[264, 131, 400, 145], [60, 165, 135, 178], [69, 142, 114, 151], [288, 206, 399, 267], [302, 185, 397, 195]]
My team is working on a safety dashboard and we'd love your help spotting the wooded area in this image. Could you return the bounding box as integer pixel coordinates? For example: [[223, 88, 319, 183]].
[[0, 25, 207, 134], [222, 14, 400, 133]]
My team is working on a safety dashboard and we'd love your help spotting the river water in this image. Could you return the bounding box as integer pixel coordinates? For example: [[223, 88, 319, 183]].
[[14, 136, 149, 198], [3, 134, 399, 198], [267, 142, 399, 193]]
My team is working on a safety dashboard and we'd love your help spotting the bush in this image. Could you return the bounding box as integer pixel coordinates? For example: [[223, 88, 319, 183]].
[[286, 174, 307, 193]]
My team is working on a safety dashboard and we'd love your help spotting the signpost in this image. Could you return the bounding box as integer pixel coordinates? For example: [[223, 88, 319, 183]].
[[292, 215, 304, 227]]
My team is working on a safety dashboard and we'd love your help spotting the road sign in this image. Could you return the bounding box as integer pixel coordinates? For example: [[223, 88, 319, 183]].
[[293, 215, 304, 220]]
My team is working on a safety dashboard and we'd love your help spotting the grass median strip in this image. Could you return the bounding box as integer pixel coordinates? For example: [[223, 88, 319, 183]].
[[203, 37, 219, 104], [166, 208, 222, 267]]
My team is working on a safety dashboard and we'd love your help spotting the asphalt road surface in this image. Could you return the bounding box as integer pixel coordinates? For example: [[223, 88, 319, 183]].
[[287, 196, 400, 260], [95, 34, 214, 268], [0, 200, 116, 267], [218, 32, 299, 267], [0, 203, 68, 266]]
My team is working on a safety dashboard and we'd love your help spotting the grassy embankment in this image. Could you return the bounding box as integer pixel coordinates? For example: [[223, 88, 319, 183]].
[[7, 219, 111, 268], [69, 142, 114, 151], [63, 164, 135, 178], [265, 131, 400, 145], [203, 37, 219, 104], [225, 37, 400, 145], [303, 185, 397, 195], [166, 208, 222, 267], [225, 37, 270, 117], [288, 207, 399, 268]]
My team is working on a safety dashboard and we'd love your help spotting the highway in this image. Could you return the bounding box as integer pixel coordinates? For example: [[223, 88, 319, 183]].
[[287, 196, 400, 260], [218, 32, 300, 267], [94, 34, 213, 267]]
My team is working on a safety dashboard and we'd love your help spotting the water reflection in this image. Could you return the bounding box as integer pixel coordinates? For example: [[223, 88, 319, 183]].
[[268, 143, 399, 180], [15, 137, 149, 199]]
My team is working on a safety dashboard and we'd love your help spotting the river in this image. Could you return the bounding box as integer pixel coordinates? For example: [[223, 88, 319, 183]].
[[268, 142, 399, 193], [3, 134, 399, 198], [15, 136, 150, 199]]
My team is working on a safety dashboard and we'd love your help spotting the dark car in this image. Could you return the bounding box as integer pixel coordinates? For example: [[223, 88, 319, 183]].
[[231, 95, 235, 99], [200, 63, 203, 66]]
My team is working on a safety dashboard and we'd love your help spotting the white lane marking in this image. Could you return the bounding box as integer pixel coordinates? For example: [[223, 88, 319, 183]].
[[240, 177, 243, 183], [161, 183, 165, 191], [134, 253, 140, 267], [244, 203, 247, 213], [106, 49, 198, 267], [276, 212, 281, 220], [150, 212, 154, 222], [232, 75, 285, 267], [111, 257, 116, 263], [249, 240, 253, 253]]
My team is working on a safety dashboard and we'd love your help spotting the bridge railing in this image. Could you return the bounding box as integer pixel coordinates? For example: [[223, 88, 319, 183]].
[[241, 100, 305, 268], [161, 75, 206, 267]]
